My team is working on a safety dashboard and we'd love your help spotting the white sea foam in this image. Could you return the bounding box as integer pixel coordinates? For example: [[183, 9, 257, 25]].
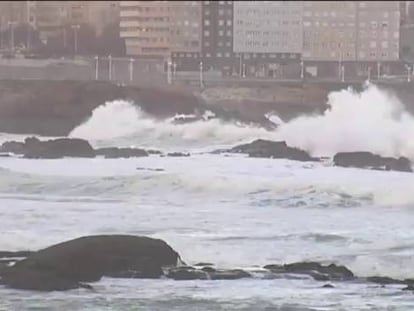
[[69, 100, 274, 149], [277, 83, 414, 160]]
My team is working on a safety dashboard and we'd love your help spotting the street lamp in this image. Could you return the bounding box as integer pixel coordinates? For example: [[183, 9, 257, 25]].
[[95, 55, 99, 80], [377, 62, 381, 80], [367, 66, 372, 82], [239, 54, 243, 77], [108, 55, 112, 81], [71, 24, 80, 54], [129, 58, 134, 82], [405, 64, 411, 82], [167, 59, 172, 84], [300, 58, 304, 80], [172, 62, 177, 80], [199, 61, 204, 88]]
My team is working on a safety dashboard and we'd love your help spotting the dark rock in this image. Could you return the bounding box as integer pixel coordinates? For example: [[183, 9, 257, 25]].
[[264, 262, 354, 281], [209, 269, 251, 280], [386, 157, 413, 172], [21, 137, 95, 159], [322, 283, 335, 288], [0, 141, 26, 155], [95, 147, 148, 159], [201, 266, 216, 273], [147, 149, 163, 155], [166, 266, 208, 280], [402, 285, 414, 291], [0, 235, 180, 291], [310, 272, 330, 281], [333, 152, 412, 172], [167, 152, 190, 157], [228, 139, 318, 162], [366, 276, 405, 285], [0, 251, 33, 258]]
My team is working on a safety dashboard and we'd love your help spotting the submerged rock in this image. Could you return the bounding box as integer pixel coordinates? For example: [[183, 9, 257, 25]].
[[263, 262, 354, 281], [333, 152, 412, 172], [0, 235, 180, 291], [95, 147, 148, 158], [166, 266, 208, 280], [228, 139, 318, 162], [166, 152, 190, 157], [366, 276, 406, 285]]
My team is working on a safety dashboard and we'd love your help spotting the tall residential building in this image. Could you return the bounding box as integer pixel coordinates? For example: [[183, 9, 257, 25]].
[[120, 1, 174, 58], [170, 1, 202, 69], [201, 1, 234, 63], [357, 1, 400, 62], [302, 1, 357, 61], [233, 1, 302, 55], [302, 1, 400, 62]]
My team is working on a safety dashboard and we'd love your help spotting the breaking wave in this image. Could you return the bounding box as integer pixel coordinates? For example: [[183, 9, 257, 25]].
[[69, 83, 414, 159], [69, 100, 275, 149]]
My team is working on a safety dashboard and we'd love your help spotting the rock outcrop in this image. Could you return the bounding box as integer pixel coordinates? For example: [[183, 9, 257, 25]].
[[263, 261, 354, 281], [227, 139, 318, 162], [333, 152, 412, 172], [0, 235, 180, 291], [0, 137, 95, 159], [95, 147, 148, 158]]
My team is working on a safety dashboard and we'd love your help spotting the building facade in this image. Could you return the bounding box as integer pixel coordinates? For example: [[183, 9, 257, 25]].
[[201, 0, 234, 70], [170, 1, 202, 70], [120, 1, 174, 58], [357, 1, 400, 62], [302, 1, 357, 62], [233, 1, 302, 78]]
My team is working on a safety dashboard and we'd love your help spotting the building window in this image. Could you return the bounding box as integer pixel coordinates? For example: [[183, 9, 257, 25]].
[[204, 30, 210, 36], [217, 52, 222, 57], [219, 20, 224, 26], [225, 52, 230, 57], [226, 30, 232, 36], [204, 20, 210, 26], [382, 41, 388, 48], [219, 30, 224, 36], [227, 20, 232, 26], [370, 41, 376, 48]]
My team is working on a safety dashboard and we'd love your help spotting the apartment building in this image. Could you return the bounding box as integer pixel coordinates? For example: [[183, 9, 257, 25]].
[[357, 1, 400, 62], [120, 1, 174, 58], [302, 1, 357, 62], [201, 0, 234, 69], [170, 1, 202, 69], [233, 1, 302, 77]]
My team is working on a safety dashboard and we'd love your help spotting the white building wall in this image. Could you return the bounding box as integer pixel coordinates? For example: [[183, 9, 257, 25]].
[[233, 1, 303, 54]]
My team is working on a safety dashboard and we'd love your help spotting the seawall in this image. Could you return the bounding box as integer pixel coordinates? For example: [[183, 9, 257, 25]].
[[0, 80, 413, 136]]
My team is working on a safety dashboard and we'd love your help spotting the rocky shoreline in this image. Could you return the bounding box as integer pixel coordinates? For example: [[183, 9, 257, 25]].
[[0, 235, 413, 292], [0, 137, 412, 173]]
